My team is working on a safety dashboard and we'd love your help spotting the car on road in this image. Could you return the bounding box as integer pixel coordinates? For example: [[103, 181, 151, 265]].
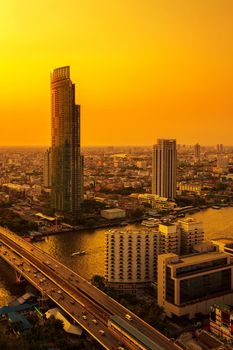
[[82, 315, 87, 320], [92, 319, 98, 325], [98, 330, 105, 336], [125, 314, 132, 321]]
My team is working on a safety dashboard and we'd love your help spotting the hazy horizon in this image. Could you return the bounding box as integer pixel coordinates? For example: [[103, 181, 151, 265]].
[[1, 1, 233, 146]]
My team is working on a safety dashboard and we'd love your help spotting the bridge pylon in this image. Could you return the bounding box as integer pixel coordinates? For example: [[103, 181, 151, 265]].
[[15, 270, 22, 284]]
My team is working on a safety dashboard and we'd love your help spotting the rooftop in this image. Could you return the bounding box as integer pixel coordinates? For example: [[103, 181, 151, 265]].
[[168, 251, 229, 266]]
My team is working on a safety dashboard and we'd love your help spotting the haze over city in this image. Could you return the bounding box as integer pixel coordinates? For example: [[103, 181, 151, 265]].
[[2, 1, 233, 350], [1, 0, 233, 146]]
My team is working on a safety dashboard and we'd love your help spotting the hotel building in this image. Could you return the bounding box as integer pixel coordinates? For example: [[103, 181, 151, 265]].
[[105, 229, 157, 294], [179, 218, 204, 255], [105, 219, 203, 293]]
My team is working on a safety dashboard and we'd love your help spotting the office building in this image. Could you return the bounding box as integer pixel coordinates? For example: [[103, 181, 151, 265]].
[[43, 148, 52, 188], [194, 143, 201, 161], [158, 252, 233, 318], [50, 66, 83, 213], [105, 229, 157, 294], [178, 218, 204, 255], [152, 139, 177, 200]]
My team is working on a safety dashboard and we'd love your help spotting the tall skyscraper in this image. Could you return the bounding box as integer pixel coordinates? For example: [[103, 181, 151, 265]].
[[152, 139, 177, 200], [217, 144, 224, 154], [50, 66, 83, 214], [194, 143, 201, 161]]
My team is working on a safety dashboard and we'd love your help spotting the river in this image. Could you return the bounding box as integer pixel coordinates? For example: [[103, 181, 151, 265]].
[[1, 207, 233, 306]]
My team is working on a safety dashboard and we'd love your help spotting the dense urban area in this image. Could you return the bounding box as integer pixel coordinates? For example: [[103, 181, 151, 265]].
[[1, 144, 233, 349]]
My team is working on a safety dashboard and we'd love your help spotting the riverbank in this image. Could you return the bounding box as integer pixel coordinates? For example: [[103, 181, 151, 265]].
[[39, 218, 141, 236]]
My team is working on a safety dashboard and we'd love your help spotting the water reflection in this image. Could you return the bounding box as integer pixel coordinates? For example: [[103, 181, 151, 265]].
[[1, 208, 233, 305], [191, 207, 233, 239]]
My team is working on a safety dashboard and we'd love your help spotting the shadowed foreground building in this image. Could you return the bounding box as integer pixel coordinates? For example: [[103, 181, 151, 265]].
[[50, 66, 83, 214]]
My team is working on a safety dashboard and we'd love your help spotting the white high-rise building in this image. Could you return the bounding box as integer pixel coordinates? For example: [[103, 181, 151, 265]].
[[105, 219, 203, 293], [179, 218, 204, 254], [152, 139, 177, 200], [105, 229, 157, 294]]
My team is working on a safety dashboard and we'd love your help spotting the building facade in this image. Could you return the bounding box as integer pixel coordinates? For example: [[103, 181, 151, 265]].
[[152, 139, 177, 200], [105, 229, 157, 294], [158, 252, 233, 318], [43, 148, 52, 188], [194, 143, 201, 161], [105, 219, 203, 293], [179, 218, 204, 255], [50, 66, 83, 213]]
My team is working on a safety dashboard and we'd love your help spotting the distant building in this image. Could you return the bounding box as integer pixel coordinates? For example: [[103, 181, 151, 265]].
[[194, 143, 201, 161], [217, 144, 224, 154], [158, 252, 233, 318], [101, 208, 126, 220], [152, 139, 177, 200], [213, 155, 229, 174], [178, 182, 202, 195], [105, 229, 157, 294], [50, 66, 83, 214], [43, 148, 51, 188]]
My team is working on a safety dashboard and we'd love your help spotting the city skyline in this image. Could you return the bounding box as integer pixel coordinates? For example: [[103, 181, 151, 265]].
[[0, 1, 233, 146]]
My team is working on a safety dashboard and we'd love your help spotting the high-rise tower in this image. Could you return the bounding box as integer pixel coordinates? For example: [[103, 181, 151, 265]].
[[152, 139, 177, 200], [50, 66, 83, 213], [194, 143, 201, 161]]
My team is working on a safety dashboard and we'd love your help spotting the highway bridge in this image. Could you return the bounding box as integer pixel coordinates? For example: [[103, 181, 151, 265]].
[[0, 227, 181, 350]]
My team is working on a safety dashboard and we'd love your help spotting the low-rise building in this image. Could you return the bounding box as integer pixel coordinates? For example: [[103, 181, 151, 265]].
[[101, 208, 126, 220], [210, 303, 233, 342]]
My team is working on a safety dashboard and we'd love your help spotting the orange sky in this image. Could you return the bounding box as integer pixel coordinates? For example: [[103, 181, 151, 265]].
[[0, 0, 233, 146]]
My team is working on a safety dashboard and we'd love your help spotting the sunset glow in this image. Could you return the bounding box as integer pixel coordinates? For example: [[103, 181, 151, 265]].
[[0, 0, 233, 146]]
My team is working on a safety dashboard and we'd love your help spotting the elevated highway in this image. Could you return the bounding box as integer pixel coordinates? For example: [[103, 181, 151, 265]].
[[0, 227, 181, 350]]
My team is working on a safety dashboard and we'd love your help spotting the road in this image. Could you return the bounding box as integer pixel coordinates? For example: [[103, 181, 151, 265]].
[[0, 227, 181, 350]]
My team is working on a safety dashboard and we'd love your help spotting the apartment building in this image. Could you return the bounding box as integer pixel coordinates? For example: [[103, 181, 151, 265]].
[[179, 218, 204, 254], [105, 229, 157, 294], [105, 219, 203, 293]]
